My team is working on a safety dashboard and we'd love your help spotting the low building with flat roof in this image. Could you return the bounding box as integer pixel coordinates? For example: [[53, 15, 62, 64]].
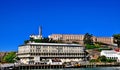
[[101, 50, 120, 62]]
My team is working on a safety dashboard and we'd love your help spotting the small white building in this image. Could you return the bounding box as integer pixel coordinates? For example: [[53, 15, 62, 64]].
[[101, 50, 120, 62]]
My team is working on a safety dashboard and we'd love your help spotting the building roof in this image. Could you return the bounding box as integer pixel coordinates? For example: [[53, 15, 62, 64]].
[[49, 34, 84, 36], [101, 50, 116, 53], [101, 50, 120, 55], [26, 42, 82, 47]]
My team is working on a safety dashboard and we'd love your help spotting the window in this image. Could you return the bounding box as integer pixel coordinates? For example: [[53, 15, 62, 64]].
[[30, 50, 32, 52]]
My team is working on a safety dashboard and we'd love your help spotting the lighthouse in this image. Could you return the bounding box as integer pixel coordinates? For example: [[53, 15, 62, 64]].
[[30, 26, 43, 39], [39, 26, 42, 38]]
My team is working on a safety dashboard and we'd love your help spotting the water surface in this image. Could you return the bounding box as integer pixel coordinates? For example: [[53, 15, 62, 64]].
[[19, 67, 120, 70]]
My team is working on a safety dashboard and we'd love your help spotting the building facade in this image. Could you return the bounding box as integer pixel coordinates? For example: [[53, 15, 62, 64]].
[[48, 34, 84, 45], [101, 50, 120, 62], [93, 37, 113, 44], [49, 34, 113, 45], [17, 43, 85, 64]]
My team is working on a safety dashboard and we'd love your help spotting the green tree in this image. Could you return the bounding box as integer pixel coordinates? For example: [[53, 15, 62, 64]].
[[83, 33, 93, 45], [98, 55, 107, 62], [24, 37, 58, 44], [3, 52, 16, 63], [113, 34, 120, 48], [90, 59, 96, 62], [106, 59, 116, 63], [85, 44, 97, 49]]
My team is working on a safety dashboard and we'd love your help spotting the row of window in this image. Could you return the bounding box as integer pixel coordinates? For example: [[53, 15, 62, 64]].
[[30, 46, 83, 49], [30, 53, 85, 55], [107, 57, 118, 60], [53, 35, 84, 39], [30, 50, 83, 53]]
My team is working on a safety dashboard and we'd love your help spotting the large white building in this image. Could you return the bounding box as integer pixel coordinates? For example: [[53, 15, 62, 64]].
[[17, 42, 85, 64], [101, 50, 120, 62]]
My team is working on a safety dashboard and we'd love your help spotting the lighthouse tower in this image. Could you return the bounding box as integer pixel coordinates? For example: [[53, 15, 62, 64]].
[[39, 26, 42, 38], [30, 26, 43, 39]]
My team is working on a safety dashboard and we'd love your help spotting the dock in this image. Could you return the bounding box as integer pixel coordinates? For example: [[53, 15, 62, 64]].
[[1, 62, 120, 70], [18, 64, 65, 70]]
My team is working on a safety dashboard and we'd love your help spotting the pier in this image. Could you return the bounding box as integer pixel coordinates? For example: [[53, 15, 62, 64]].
[[16, 62, 120, 70], [1, 62, 120, 70], [18, 64, 65, 70]]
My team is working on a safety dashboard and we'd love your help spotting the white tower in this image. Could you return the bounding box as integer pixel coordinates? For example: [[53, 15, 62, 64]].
[[39, 26, 42, 38], [30, 26, 43, 39]]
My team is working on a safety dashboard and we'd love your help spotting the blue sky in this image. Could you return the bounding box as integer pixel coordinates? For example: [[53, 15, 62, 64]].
[[0, 0, 120, 51]]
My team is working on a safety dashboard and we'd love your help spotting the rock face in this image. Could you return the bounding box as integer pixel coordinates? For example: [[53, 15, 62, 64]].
[[0, 52, 7, 62], [86, 49, 100, 60]]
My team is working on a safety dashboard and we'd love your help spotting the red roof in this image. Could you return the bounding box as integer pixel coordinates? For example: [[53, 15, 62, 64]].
[[114, 48, 120, 52]]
